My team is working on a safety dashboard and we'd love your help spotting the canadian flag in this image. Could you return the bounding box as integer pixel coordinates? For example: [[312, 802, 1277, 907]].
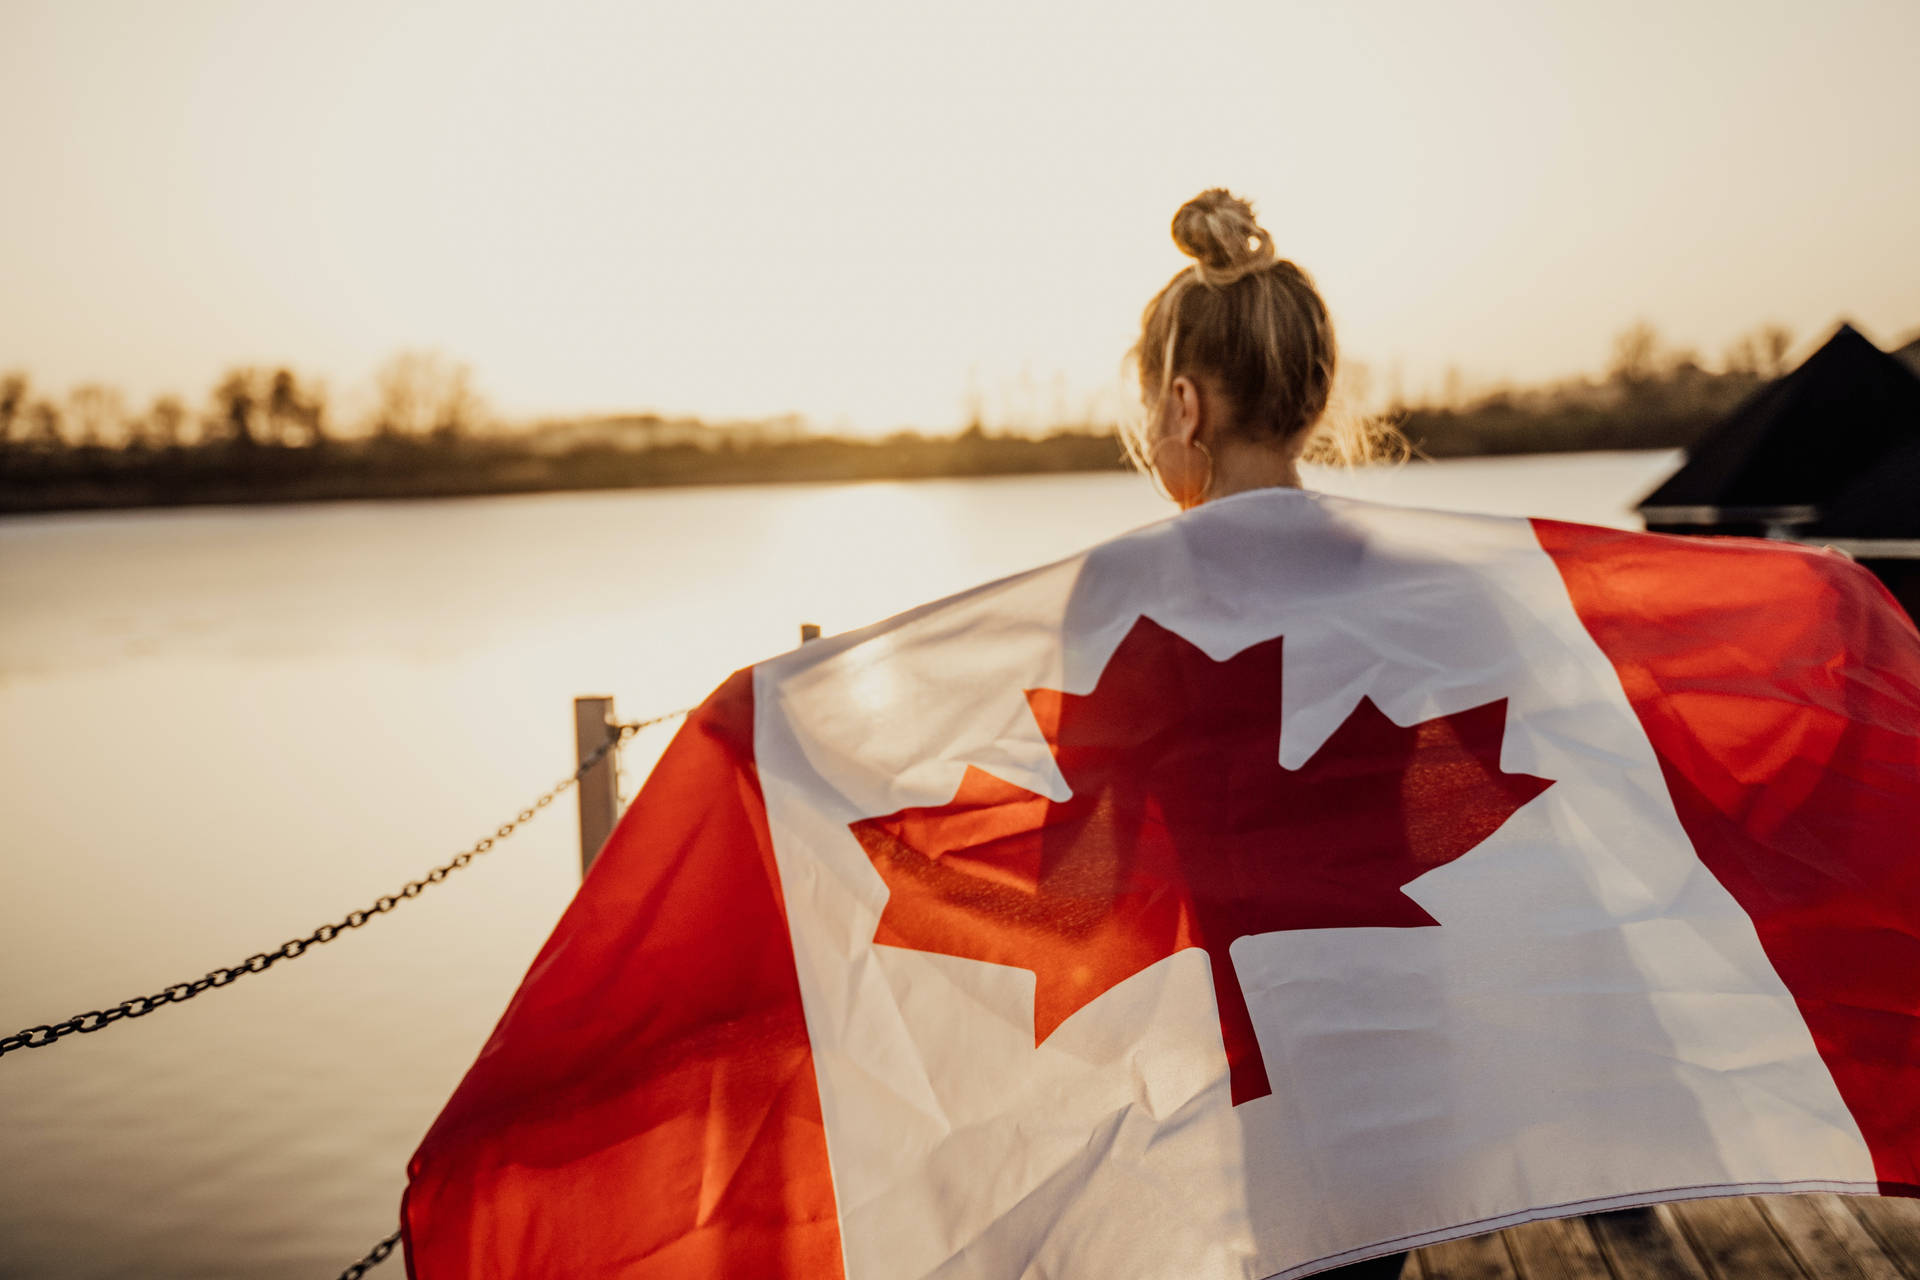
[[402, 488, 1920, 1279]]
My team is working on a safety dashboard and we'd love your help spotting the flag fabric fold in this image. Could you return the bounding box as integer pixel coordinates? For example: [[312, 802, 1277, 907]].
[[405, 488, 1920, 1280], [401, 669, 844, 1278]]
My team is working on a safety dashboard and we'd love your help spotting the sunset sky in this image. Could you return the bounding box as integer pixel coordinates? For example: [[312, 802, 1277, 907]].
[[4, 0, 1917, 434]]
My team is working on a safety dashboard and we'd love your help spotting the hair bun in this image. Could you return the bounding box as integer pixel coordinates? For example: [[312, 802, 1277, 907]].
[[1171, 188, 1278, 286]]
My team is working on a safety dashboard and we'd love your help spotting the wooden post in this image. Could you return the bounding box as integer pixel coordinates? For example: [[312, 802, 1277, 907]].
[[574, 695, 619, 877], [800, 623, 821, 643]]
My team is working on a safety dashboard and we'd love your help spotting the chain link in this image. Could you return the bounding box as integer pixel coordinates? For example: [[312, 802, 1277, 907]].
[[0, 711, 685, 1059], [339, 1228, 402, 1280]]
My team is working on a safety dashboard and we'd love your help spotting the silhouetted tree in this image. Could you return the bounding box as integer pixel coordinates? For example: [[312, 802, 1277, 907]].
[[371, 350, 483, 440], [1723, 332, 1760, 376], [129, 394, 187, 452], [67, 383, 125, 447], [1608, 321, 1663, 389], [430, 364, 479, 443], [0, 373, 25, 461], [152, 395, 186, 448], [1758, 324, 1794, 378], [265, 368, 327, 446], [26, 400, 64, 451], [266, 369, 299, 445], [1723, 323, 1794, 379], [211, 368, 262, 448]]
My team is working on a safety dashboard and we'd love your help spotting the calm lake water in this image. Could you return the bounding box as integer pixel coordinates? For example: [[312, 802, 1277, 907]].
[[0, 453, 1680, 1279]]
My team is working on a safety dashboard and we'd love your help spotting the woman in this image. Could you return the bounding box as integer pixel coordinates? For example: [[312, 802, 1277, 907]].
[[1127, 187, 1367, 511], [1129, 187, 1412, 1280]]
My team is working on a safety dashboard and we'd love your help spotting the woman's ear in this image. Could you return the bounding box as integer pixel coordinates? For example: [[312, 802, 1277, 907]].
[[1170, 375, 1205, 448]]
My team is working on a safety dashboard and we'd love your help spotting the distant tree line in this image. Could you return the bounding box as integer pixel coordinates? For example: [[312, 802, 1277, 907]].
[[0, 351, 506, 512], [1396, 321, 1796, 458], [0, 350, 483, 456], [0, 322, 1802, 514], [0, 349, 1133, 513]]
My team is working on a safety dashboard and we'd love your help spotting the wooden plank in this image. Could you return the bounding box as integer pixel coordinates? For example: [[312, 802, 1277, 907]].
[[1762, 1195, 1908, 1280], [573, 695, 618, 876], [1501, 1216, 1611, 1280], [1846, 1195, 1920, 1279], [1415, 1231, 1519, 1280], [1588, 1204, 1711, 1280], [1668, 1196, 1805, 1279]]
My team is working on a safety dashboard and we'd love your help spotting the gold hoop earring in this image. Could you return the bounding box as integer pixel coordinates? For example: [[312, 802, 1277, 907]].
[[1147, 437, 1214, 508]]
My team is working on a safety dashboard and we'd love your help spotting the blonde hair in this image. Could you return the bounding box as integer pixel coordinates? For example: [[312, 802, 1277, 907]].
[[1122, 188, 1402, 471]]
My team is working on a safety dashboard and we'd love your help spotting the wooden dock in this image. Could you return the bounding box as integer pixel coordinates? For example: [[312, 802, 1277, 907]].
[[1406, 1194, 1920, 1279]]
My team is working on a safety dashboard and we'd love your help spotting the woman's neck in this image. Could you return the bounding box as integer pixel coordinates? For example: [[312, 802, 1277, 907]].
[[1206, 438, 1303, 502]]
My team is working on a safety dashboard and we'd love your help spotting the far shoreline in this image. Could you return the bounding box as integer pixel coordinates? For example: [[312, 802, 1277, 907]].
[[2, 330, 1781, 519], [0, 444, 1685, 523]]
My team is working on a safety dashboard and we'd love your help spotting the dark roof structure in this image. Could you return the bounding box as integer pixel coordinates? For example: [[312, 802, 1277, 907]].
[[1637, 323, 1920, 538], [1897, 333, 1920, 378]]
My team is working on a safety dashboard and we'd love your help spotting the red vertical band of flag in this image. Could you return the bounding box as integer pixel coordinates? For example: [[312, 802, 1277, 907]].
[[402, 669, 845, 1279], [1536, 520, 1920, 1195]]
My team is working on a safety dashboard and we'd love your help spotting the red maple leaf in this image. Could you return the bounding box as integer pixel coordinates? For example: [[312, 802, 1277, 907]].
[[850, 616, 1553, 1106]]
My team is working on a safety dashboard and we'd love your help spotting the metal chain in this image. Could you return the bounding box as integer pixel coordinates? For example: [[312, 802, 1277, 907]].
[[0, 710, 686, 1059], [338, 1228, 402, 1279]]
